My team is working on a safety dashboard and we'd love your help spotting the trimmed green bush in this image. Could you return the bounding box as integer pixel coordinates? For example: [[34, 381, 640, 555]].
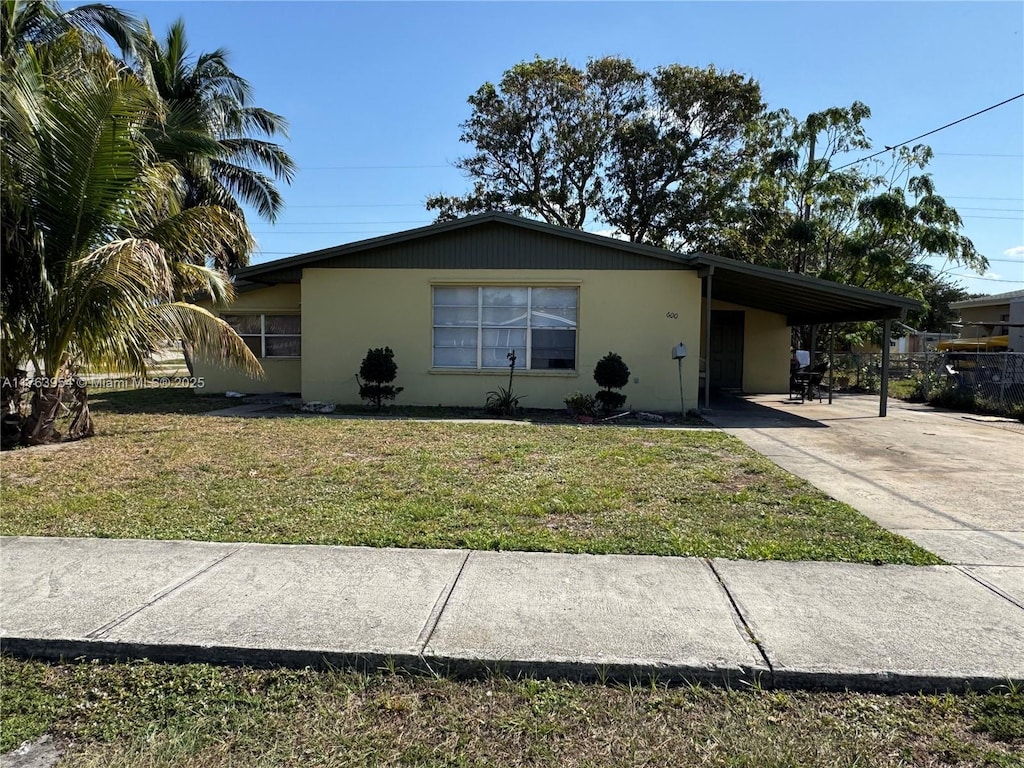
[[593, 352, 630, 415], [357, 347, 403, 410]]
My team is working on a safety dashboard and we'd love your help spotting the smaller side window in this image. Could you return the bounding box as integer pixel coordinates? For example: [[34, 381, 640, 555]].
[[221, 314, 301, 358], [222, 314, 264, 357]]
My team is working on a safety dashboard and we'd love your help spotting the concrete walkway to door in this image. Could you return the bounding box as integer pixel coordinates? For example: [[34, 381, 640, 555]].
[[703, 394, 1024, 572]]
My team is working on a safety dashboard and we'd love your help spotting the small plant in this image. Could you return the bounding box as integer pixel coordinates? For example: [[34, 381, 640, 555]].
[[357, 347, 403, 410], [485, 350, 522, 417], [485, 386, 522, 417], [564, 391, 597, 417], [593, 351, 630, 415]]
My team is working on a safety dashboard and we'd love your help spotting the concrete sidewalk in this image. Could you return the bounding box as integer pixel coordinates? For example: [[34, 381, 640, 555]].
[[2, 536, 1021, 693]]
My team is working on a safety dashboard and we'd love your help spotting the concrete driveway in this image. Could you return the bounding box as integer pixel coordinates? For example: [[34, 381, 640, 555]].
[[705, 394, 1023, 568]]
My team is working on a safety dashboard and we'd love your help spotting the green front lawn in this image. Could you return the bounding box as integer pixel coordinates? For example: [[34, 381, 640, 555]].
[[2, 658, 1020, 766], [0, 389, 940, 564]]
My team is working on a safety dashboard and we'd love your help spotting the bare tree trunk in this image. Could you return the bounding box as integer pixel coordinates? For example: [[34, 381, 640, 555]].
[[1, 369, 26, 450], [181, 339, 196, 377], [22, 384, 63, 446], [66, 378, 94, 440]]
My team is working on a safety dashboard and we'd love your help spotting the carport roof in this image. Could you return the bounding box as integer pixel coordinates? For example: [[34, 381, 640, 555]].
[[235, 212, 920, 326]]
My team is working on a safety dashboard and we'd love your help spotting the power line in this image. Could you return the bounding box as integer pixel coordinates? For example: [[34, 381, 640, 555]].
[[282, 197, 1020, 207], [296, 164, 451, 170], [285, 204, 424, 208], [933, 152, 1024, 158], [959, 215, 1024, 220], [946, 196, 1024, 201], [830, 93, 1024, 173], [956, 207, 1024, 212], [252, 219, 432, 229], [948, 273, 1023, 283], [254, 229, 427, 235]]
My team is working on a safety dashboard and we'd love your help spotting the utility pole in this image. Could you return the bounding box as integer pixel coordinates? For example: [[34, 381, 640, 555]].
[[799, 119, 817, 355]]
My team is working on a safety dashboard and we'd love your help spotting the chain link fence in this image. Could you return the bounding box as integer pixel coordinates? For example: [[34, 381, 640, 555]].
[[827, 351, 1024, 419]]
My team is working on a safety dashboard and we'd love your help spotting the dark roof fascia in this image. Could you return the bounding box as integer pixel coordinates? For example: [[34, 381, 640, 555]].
[[233, 212, 698, 281], [232, 211, 921, 322], [691, 252, 923, 313]]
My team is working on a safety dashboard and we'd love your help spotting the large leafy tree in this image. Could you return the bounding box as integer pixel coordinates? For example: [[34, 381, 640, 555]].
[[710, 104, 986, 348], [1, 6, 262, 447], [714, 105, 986, 289], [427, 56, 764, 248], [601, 64, 764, 248]]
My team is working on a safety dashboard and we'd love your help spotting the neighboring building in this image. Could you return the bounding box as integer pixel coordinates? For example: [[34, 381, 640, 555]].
[[893, 331, 958, 354], [194, 213, 920, 411], [948, 289, 1024, 352]]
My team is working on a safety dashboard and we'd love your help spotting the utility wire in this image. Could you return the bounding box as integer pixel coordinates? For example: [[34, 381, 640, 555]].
[[934, 152, 1023, 158], [946, 195, 1023, 201], [285, 204, 424, 208], [948, 274, 1023, 283], [297, 164, 450, 170], [277, 196, 1023, 208], [830, 93, 1024, 173]]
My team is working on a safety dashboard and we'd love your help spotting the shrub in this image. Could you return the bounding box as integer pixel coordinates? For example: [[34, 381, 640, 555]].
[[594, 352, 630, 390], [594, 389, 627, 413], [485, 386, 522, 417], [357, 347, 403, 410], [928, 386, 975, 412], [593, 352, 630, 415], [564, 391, 597, 417]]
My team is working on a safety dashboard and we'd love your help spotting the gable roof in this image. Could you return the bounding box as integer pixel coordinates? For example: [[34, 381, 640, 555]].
[[236, 212, 920, 325]]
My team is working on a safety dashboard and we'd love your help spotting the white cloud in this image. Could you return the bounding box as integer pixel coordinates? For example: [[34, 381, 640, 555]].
[[1002, 245, 1024, 258], [982, 271, 1003, 280]]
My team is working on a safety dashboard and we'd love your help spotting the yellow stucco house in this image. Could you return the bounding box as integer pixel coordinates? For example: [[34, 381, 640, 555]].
[[195, 213, 920, 412]]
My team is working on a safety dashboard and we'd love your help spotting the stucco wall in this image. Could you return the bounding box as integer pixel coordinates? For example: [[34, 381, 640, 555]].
[[1010, 299, 1024, 352], [193, 283, 302, 394], [700, 299, 791, 393], [957, 303, 1011, 339], [301, 268, 702, 412]]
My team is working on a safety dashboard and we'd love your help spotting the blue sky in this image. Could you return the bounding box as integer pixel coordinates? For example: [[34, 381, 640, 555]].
[[117, 1, 1023, 295]]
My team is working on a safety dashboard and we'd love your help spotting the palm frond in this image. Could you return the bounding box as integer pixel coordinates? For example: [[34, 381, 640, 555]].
[[173, 261, 236, 306], [142, 204, 255, 269], [216, 137, 296, 182], [209, 159, 284, 221], [149, 302, 264, 378]]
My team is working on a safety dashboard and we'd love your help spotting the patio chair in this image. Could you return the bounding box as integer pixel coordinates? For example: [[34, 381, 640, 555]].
[[791, 361, 830, 403]]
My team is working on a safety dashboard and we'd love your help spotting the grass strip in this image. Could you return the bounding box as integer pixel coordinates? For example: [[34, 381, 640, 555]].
[[2, 657, 1020, 767]]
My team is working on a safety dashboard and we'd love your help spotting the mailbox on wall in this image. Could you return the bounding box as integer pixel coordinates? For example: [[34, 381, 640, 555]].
[[672, 343, 687, 359]]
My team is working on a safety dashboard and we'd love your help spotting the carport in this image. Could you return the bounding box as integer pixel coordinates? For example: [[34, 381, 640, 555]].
[[694, 255, 923, 416]]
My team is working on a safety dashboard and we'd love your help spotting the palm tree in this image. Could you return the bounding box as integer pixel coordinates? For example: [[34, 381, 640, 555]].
[[139, 19, 296, 272], [1, 0, 144, 65], [1, 18, 261, 447], [136, 19, 296, 374]]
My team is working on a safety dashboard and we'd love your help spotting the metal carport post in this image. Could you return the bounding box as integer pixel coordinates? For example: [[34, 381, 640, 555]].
[[879, 318, 892, 417]]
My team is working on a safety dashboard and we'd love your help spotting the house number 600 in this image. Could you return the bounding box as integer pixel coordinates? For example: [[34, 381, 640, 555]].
[[665, 312, 679, 319]]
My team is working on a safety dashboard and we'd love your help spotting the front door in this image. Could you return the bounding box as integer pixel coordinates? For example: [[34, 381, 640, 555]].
[[709, 310, 744, 390]]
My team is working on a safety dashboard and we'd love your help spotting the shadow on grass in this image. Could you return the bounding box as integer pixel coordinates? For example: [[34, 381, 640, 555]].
[[87, 387, 230, 416]]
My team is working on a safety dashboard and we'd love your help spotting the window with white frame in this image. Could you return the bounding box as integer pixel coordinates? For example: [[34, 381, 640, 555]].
[[221, 314, 301, 358], [432, 286, 577, 370]]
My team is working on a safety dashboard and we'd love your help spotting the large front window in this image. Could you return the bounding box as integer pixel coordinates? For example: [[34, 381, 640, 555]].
[[222, 314, 301, 358], [432, 286, 577, 370]]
